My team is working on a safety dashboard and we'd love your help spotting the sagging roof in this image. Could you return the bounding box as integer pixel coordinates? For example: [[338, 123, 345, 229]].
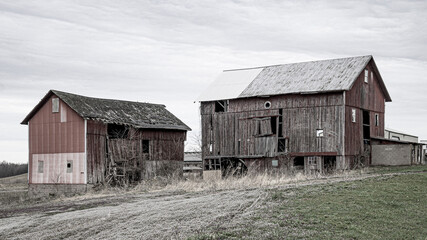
[[198, 55, 391, 102], [21, 90, 191, 131]]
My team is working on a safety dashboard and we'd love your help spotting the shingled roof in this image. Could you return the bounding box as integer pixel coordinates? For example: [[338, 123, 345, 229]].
[[198, 55, 391, 102], [21, 90, 191, 131]]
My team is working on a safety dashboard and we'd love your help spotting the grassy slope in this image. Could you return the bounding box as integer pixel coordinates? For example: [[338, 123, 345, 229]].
[[0, 173, 28, 205], [191, 170, 427, 239], [0, 173, 27, 185]]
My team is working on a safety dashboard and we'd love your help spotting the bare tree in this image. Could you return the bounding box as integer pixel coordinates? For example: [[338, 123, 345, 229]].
[[187, 131, 202, 152]]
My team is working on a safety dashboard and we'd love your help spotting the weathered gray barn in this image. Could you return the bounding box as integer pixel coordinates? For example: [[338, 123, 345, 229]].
[[198, 55, 392, 176], [22, 90, 190, 196]]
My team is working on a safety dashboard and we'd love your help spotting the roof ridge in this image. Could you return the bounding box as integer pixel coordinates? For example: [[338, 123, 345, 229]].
[[51, 89, 166, 107], [223, 55, 372, 72]]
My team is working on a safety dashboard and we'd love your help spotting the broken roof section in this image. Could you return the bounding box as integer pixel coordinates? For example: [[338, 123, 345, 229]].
[[21, 90, 191, 131], [198, 55, 391, 102]]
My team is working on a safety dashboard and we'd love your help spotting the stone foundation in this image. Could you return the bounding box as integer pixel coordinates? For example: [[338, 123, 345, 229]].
[[29, 184, 91, 198]]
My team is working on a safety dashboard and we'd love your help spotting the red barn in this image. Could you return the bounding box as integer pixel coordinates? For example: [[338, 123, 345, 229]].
[[21, 90, 190, 196], [198, 55, 391, 176]]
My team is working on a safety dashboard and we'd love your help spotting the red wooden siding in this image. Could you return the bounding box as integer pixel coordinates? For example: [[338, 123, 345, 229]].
[[29, 95, 85, 154], [344, 60, 386, 157], [28, 94, 85, 184]]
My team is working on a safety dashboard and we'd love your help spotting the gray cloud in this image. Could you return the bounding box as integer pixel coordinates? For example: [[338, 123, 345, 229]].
[[0, 0, 426, 163]]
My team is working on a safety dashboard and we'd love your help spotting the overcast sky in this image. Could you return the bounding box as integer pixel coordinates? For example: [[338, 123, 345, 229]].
[[1, 0, 426, 163]]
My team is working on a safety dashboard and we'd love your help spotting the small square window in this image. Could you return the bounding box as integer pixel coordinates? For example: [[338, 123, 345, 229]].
[[352, 109, 356, 123], [307, 157, 317, 165], [272, 160, 279, 167], [316, 129, 324, 137], [364, 69, 369, 83], [67, 160, 73, 173]]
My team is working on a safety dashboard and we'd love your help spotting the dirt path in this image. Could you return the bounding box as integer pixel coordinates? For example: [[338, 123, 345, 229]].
[[0, 189, 264, 239], [0, 171, 422, 239]]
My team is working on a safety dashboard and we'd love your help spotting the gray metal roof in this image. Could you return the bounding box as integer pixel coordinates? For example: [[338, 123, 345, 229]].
[[198, 55, 391, 101], [22, 90, 191, 131]]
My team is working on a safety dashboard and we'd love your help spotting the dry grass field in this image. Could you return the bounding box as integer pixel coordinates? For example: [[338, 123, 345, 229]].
[[0, 173, 28, 205], [0, 166, 426, 239]]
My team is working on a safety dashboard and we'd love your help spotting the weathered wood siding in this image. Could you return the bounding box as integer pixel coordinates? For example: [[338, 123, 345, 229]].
[[86, 120, 107, 184], [28, 94, 85, 184], [201, 93, 344, 160], [344, 60, 386, 156], [137, 130, 186, 161], [85, 123, 187, 184]]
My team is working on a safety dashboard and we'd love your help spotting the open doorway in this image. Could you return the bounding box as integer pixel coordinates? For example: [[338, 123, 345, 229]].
[[363, 110, 370, 144], [323, 156, 336, 174], [293, 156, 304, 170]]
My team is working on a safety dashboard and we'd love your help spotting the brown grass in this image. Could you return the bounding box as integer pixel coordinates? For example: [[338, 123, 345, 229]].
[[128, 168, 369, 194]]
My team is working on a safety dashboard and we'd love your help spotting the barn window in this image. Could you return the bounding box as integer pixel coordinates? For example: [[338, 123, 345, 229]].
[[271, 116, 277, 134], [66, 160, 73, 173], [108, 124, 129, 139], [209, 143, 213, 153], [142, 140, 149, 154], [272, 159, 278, 167], [264, 101, 271, 109], [215, 100, 228, 112], [278, 109, 283, 137], [38, 161, 44, 173], [278, 138, 288, 153], [307, 156, 317, 165], [364, 69, 369, 83], [351, 109, 356, 123], [375, 114, 379, 126], [254, 117, 273, 136], [60, 104, 67, 122], [316, 129, 324, 137], [52, 98, 59, 113]]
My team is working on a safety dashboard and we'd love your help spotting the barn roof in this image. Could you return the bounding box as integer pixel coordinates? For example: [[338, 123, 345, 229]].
[[198, 55, 391, 102], [21, 90, 191, 131]]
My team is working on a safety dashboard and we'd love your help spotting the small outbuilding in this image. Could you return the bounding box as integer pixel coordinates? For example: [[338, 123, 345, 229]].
[[21, 90, 191, 196]]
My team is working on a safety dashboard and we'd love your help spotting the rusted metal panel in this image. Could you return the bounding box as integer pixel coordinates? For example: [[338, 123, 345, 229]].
[[290, 152, 338, 157]]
